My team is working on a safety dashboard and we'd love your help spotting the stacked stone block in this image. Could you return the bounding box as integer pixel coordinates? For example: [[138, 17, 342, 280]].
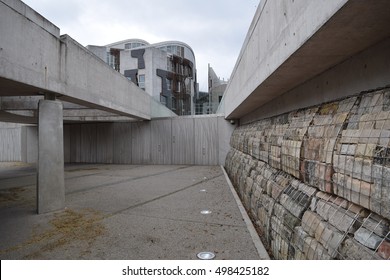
[[225, 88, 390, 260], [301, 98, 356, 193], [281, 108, 317, 179], [270, 179, 317, 259], [333, 90, 390, 220]]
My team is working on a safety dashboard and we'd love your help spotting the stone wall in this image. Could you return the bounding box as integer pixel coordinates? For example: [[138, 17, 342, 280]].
[[225, 88, 390, 259]]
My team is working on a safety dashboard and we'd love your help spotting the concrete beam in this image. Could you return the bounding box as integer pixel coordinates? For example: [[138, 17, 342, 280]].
[[1, 95, 176, 123], [37, 99, 64, 213], [0, 0, 152, 120], [223, 0, 390, 119]]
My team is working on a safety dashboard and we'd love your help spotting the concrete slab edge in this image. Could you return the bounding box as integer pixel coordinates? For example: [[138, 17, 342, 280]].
[[220, 165, 270, 260]]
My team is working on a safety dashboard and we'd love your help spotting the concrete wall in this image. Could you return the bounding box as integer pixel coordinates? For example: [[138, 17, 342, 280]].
[[223, 0, 346, 119], [225, 88, 390, 260], [241, 38, 390, 124], [222, 0, 390, 120], [220, 0, 390, 260], [63, 115, 235, 166], [0, 123, 24, 161], [1, 115, 234, 166], [0, 122, 37, 162]]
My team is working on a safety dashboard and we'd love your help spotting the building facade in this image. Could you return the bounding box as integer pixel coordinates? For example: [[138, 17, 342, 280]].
[[87, 39, 197, 116], [208, 64, 227, 114]]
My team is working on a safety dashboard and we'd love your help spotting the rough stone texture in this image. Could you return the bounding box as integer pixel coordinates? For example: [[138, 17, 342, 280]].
[[354, 227, 383, 249], [225, 89, 390, 259], [377, 240, 390, 259], [339, 237, 382, 260]]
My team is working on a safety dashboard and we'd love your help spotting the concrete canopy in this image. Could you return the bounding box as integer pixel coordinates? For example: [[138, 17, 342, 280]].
[[0, 0, 155, 123], [224, 0, 390, 119]]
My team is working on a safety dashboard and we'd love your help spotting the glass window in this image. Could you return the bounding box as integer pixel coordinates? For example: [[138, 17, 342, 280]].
[[138, 74, 145, 90], [160, 95, 167, 105], [167, 57, 173, 72], [176, 81, 181, 92], [172, 97, 177, 110], [166, 78, 172, 91]]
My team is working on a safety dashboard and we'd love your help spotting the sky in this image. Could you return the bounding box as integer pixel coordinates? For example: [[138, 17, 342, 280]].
[[22, 0, 259, 92]]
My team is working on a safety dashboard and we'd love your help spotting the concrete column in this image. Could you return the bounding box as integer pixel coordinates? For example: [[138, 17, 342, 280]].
[[37, 99, 64, 214]]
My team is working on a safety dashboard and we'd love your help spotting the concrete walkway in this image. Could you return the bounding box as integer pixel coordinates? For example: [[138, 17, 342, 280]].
[[0, 163, 269, 260]]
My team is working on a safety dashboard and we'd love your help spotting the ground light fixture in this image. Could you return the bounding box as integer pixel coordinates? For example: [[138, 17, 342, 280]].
[[196, 251, 216, 260], [200, 210, 212, 214]]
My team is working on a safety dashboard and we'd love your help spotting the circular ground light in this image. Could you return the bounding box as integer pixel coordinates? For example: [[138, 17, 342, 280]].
[[200, 210, 212, 214], [197, 251, 216, 260]]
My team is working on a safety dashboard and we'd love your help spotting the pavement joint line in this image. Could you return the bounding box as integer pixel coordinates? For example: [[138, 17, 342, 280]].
[[64, 164, 167, 181], [65, 172, 103, 181], [107, 174, 224, 217], [0, 173, 36, 181], [220, 165, 270, 260], [114, 212, 248, 229], [66, 165, 193, 195]]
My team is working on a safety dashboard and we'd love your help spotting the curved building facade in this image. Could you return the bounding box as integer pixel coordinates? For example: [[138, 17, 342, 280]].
[[87, 39, 197, 115]]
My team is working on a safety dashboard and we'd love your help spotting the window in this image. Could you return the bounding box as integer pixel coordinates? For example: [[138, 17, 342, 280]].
[[138, 74, 145, 90], [125, 42, 145, 49], [166, 78, 172, 91], [167, 57, 173, 72], [176, 81, 181, 92], [172, 97, 177, 110], [160, 95, 167, 105]]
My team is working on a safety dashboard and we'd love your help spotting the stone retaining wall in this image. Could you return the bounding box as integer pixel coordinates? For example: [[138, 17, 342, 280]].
[[225, 88, 390, 259]]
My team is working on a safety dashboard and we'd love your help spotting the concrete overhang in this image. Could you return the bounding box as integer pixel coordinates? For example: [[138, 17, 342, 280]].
[[224, 0, 390, 119], [0, 0, 152, 122], [0, 96, 140, 124]]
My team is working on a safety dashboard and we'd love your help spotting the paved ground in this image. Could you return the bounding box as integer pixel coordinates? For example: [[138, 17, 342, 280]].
[[0, 163, 268, 260]]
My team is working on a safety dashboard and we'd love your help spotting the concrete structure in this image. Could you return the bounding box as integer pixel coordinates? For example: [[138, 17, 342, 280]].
[[194, 91, 210, 115], [87, 39, 197, 115], [0, 0, 175, 214], [222, 0, 390, 121], [37, 100, 64, 213], [1, 0, 390, 261], [0, 164, 268, 260], [0, 1, 152, 121], [193, 65, 227, 115], [222, 0, 390, 260], [208, 64, 228, 114], [1, 115, 235, 166]]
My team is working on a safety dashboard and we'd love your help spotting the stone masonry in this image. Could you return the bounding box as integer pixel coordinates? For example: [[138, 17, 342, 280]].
[[225, 88, 390, 260]]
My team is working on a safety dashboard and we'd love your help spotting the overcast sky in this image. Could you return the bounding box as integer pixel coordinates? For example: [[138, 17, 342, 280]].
[[22, 0, 259, 91]]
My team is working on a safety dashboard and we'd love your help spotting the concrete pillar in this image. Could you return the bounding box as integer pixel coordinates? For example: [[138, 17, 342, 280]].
[[37, 99, 65, 214]]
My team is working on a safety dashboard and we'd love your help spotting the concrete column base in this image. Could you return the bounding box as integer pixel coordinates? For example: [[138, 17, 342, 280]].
[[37, 100, 64, 214]]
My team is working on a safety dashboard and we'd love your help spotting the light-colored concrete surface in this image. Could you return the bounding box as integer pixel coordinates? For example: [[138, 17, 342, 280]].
[[0, 164, 268, 260], [0, 0, 155, 121], [37, 100, 64, 214], [223, 0, 390, 120]]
